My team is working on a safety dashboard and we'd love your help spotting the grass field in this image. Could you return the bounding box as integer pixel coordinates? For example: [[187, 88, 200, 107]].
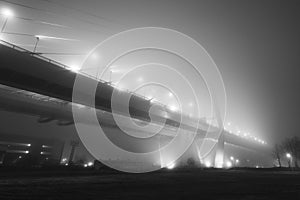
[[0, 168, 299, 200]]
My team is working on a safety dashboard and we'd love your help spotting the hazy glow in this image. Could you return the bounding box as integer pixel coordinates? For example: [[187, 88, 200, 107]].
[[137, 77, 143, 82], [150, 98, 156, 103], [1, 8, 14, 17], [226, 161, 232, 168], [68, 64, 80, 72], [205, 161, 211, 167], [90, 53, 99, 60], [215, 162, 223, 168], [169, 105, 178, 112], [286, 153, 292, 158], [166, 162, 175, 169]]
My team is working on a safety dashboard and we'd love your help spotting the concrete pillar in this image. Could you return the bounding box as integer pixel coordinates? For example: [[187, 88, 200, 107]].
[[214, 130, 225, 168]]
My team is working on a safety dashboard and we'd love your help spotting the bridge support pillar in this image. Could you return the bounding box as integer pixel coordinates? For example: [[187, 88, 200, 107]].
[[214, 130, 225, 168]]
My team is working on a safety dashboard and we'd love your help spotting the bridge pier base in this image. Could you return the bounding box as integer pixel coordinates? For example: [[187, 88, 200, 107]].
[[214, 130, 225, 168]]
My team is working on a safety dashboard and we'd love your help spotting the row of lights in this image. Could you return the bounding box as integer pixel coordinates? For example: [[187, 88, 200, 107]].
[[114, 73, 270, 146], [204, 156, 240, 168], [61, 158, 94, 167], [225, 122, 267, 145]]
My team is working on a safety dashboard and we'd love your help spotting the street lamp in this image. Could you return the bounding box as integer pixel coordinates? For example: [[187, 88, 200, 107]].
[[205, 161, 211, 168], [226, 161, 232, 168], [166, 162, 175, 170], [286, 153, 292, 168], [33, 36, 40, 53], [1, 8, 14, 33], [108, 68, 120, 83], [69, 64, 80, 72]]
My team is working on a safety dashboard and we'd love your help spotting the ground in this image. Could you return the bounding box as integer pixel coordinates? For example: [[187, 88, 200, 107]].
[[0, 168, 299, 200]]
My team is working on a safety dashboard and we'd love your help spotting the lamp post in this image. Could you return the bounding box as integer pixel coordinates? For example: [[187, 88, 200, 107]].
[[33, 36, 40, 53], [1, 8, 14, 33], [109, 69, 112, 83], [286, 153, 292, 168]]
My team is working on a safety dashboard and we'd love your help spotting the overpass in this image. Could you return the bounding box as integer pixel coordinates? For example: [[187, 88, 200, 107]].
[[0, 39, 269, 168]]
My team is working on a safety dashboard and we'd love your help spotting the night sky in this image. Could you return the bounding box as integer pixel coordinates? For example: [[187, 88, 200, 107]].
[[0, 0, 299, 147]]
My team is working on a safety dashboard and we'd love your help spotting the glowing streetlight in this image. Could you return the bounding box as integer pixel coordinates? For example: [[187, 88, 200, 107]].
[[166, 162, 175, 169], [205, 161, 211, 168], [226, 161, 232, 168], [230, 156, 234, 161], [169, 105, 178, 112], [150, 98, 156, 103], [137, 77, 143, 83], [68, 64, 80, 72], [1, 8, 14, 33], [2, 8, 13, 17]]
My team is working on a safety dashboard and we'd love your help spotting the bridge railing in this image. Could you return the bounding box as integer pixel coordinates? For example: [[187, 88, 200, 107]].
[[0, 39, 153, 101]]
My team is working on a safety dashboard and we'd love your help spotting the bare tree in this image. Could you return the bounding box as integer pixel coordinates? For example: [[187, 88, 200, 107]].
[[282, 136, 300, 168], [272, 144, 283, 167]]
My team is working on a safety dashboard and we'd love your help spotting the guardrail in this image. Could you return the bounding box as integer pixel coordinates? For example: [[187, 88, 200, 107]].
[[0, 39, 153, 102]]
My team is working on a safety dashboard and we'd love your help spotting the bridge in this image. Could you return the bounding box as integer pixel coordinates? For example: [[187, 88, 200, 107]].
[[0, 39, 269, 168]]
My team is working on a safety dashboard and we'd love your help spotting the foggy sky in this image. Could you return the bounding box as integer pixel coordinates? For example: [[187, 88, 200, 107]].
[[0, 0, 299, 146]]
